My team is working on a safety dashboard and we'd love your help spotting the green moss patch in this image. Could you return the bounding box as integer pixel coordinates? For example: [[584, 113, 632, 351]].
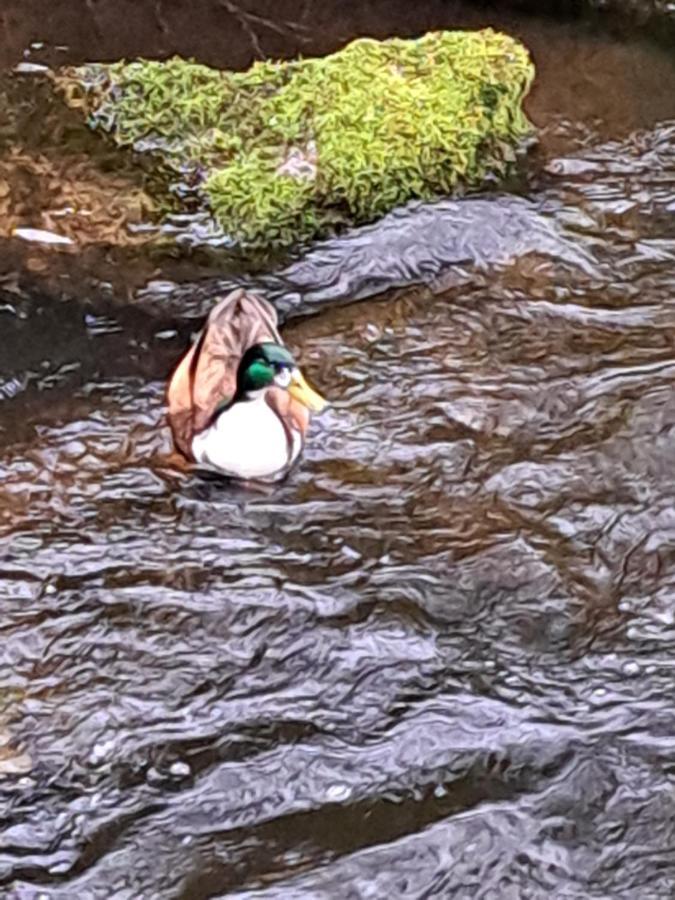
[[57, 30, 535, 248]]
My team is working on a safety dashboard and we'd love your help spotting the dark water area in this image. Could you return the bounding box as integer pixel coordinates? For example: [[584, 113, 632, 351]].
[[1, 0, 674, 70], [3, 2, 675, 898]]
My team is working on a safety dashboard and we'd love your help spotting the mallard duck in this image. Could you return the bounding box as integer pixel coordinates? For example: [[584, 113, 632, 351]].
[[167, 288, 326, 481]]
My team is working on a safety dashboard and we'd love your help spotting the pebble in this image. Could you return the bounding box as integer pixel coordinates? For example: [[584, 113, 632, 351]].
[[15, 62, 50, 75], [170, 761, 192, 779], [13, 227, 73, 246]]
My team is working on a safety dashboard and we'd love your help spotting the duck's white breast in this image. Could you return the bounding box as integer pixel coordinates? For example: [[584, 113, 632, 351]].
[[191, 396, 301, 480]]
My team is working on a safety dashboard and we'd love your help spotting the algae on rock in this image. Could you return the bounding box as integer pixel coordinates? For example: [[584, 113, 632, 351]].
[[57, 30, 535, 249]]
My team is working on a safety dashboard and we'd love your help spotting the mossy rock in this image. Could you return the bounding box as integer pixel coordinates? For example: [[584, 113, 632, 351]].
[[56, 30, 535, 249]]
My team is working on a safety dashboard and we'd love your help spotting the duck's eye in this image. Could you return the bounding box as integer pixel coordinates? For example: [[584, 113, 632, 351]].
[[274, 367, 292, 388]]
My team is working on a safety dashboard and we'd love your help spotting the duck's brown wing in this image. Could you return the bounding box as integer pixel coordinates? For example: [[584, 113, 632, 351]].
[[166, 288, 281, 459]]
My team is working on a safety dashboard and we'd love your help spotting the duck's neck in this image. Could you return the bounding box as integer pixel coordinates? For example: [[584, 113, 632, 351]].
[[211, 386, 264, 424]]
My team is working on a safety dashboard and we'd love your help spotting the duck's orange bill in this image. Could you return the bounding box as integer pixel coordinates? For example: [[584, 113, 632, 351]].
[[289, 370, 327, 413]]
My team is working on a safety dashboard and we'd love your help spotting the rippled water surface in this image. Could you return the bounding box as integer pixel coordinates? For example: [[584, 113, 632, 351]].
[[3, 9, 675, 899]]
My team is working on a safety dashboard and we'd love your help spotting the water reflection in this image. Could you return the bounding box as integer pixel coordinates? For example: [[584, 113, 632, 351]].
[[2, 15, 675, 900]]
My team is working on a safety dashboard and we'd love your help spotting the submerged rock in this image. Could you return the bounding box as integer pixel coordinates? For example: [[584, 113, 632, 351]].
[[55, 30, 535, 249]]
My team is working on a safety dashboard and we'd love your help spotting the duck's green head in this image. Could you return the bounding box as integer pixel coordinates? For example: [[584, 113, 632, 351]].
[[237, 343, 327, 412]]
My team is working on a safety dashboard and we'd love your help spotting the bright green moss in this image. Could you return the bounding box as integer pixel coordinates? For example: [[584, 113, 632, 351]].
[[58, 30, 535, 248]]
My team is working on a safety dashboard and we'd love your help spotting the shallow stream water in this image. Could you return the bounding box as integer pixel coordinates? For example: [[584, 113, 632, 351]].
[[2, 5, 675, 898]]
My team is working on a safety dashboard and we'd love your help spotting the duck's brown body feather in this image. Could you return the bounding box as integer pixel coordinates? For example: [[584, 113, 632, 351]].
[[167, 289, 281, 460]]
